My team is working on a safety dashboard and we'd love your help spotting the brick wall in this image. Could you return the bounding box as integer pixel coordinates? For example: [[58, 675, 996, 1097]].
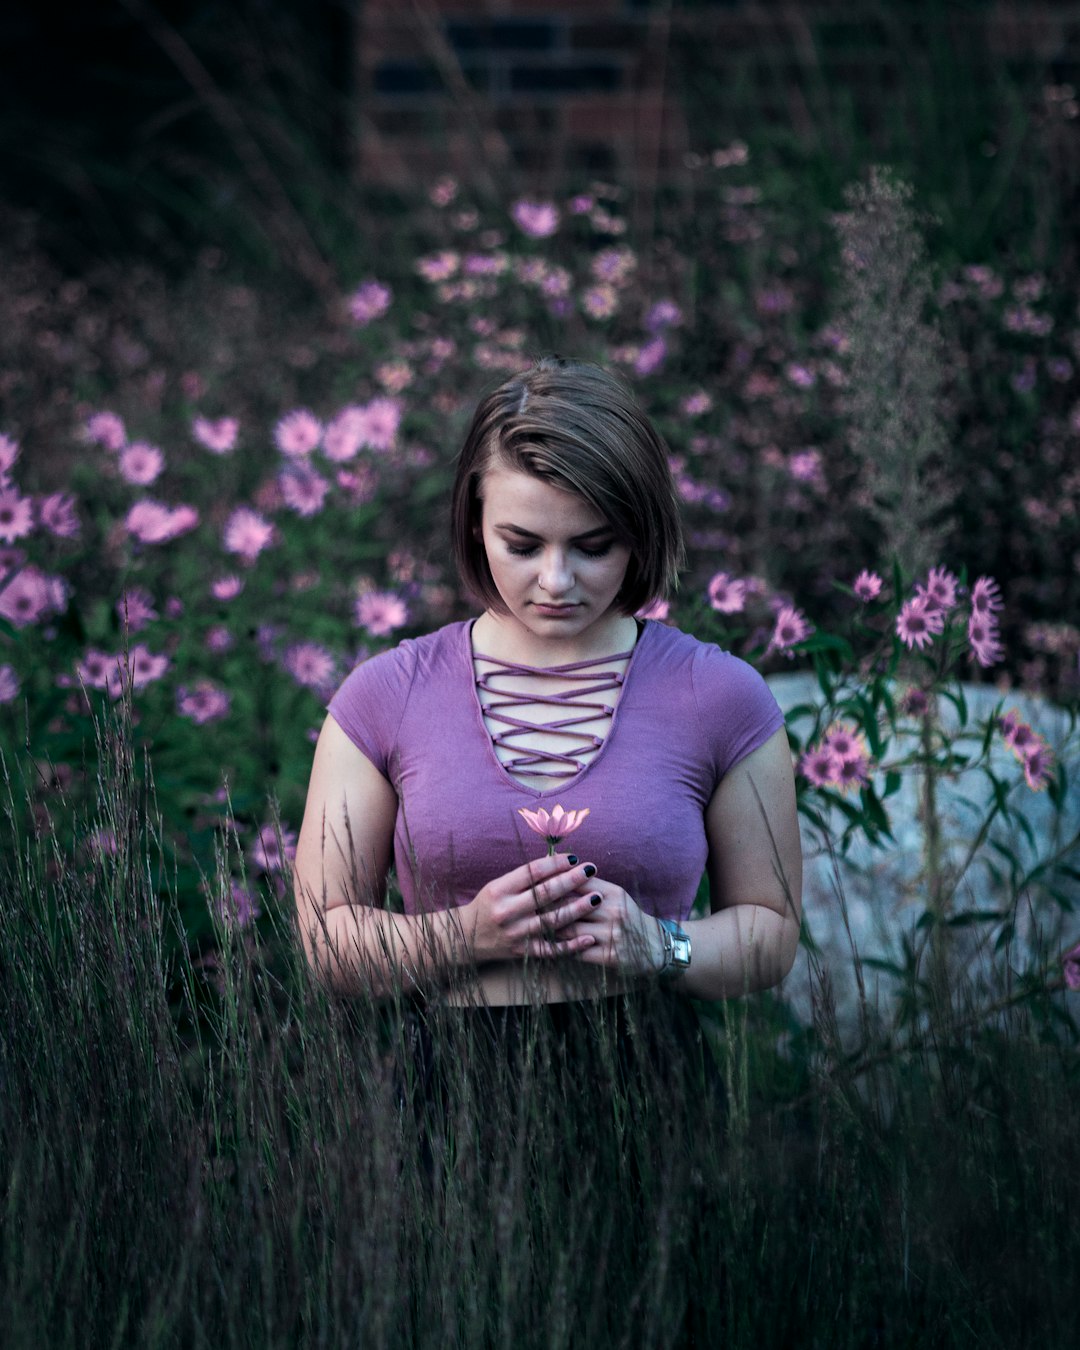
[[354, 0, 1080, 193]]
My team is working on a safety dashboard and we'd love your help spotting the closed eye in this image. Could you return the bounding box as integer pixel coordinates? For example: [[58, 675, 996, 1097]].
[[506, 542, 613, 559]]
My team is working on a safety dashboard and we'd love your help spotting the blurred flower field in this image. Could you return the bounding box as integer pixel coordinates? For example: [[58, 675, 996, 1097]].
[[0, 158, 1078, 994]]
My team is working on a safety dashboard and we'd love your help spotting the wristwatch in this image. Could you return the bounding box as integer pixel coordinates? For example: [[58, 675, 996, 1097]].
[[656, 918, 691, 977]]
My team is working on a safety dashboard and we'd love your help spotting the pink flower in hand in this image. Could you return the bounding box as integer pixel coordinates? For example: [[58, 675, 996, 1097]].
[[518, 803, 590, 856]]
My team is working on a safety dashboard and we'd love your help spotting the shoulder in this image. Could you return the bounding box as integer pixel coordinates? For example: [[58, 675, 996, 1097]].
[[646, 622, 784, 778], [326, 621, 469, 758]]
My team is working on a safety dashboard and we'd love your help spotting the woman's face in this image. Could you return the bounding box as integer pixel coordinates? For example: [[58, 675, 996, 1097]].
[[477, 465, 633, 647]]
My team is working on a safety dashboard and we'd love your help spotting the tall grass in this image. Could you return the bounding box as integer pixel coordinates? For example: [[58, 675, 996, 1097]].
[[2, 704, 1077, 1349]]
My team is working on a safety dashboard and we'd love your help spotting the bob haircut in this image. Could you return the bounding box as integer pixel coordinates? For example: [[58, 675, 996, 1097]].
[[450, 356, 686, 617]]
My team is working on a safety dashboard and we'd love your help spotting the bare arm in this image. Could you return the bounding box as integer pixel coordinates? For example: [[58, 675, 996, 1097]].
[[293, 717, 602, 997], [563, 725, 803, 1000], [680, 725, 803, 999]]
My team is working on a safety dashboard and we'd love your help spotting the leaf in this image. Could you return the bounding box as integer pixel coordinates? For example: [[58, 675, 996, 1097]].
[[884, 770, 902, 798]]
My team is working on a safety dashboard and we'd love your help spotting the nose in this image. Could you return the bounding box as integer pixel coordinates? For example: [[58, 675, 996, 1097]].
[[538, 549, 574, 596]]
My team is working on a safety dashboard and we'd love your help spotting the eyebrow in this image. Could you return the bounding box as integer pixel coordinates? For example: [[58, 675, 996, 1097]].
[[494, 523, 614, 541]]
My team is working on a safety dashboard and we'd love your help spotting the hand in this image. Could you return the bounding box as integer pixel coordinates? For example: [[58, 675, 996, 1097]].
[[559, 876, 667, 977], [459, 853, 604, 964]]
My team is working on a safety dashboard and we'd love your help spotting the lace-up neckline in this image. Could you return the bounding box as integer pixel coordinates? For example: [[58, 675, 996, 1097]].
[[472, 641, 637, 787]]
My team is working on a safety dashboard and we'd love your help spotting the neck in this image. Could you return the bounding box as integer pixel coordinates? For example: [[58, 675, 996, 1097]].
[[472, 611, 640, 668]]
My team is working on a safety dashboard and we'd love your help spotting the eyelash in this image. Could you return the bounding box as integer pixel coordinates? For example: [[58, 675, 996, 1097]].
[[505, 543, 613, 559]]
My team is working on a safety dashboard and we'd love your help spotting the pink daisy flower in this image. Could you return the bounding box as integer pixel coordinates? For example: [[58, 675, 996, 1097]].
[[274, 409, 323, 458], [970, 576, 1004, 616], [916, 566, 959, 614], [967, 613, 1004, 668], [0, 487, 34, 543], [853, 570, 884, 601], [279, 464, 330, 517], [116, 587, 157, 633], [223, 507, 275, 563], [0, 566, 56, 627], [581, 284, 619, 320], [119, 441, 164, 486], [680, 391, 713, 416], [896, 595, 945, 651], [788, 449, 825, 487], [282, 641, 337, 693], [644, 298, 683, 332], [84, 411, 126, 451], [511, 199, 560, 238], [125, 500, 198, 544], [335, 465, 378, 504], [591, 246, 636, 285], [322, 407, 365, 462], [76, 648, 114, 690], [1022, 740, 1054, 792], [357, 397, 402, 453], [355, 590, 409, 637], [429, 176, 458, 207], [0, 433, 19, 478], [177, 680, 231, 725], [0, 664, 19, 703], [192, 416, 239, 454], [900, 686, 931, 718], [249, 823, 297, 873], [38, 492, 81, 538], [634, 337, 667, 376], [347, 280, 392, 325], [635, 598, 670, 621], [210, 575, 244, 601], [799, 744, 842, 788], [205, 625, 234, 653], [416, 250, 460, 283], [768, 605, 813, 653], [376, 360, 413, 394], [215, 879, 260, 929], [1000, 712, 1038, 759], [540, 266, 572, 298], [127, 645, 170, 689], [707, 572, 747, 615]]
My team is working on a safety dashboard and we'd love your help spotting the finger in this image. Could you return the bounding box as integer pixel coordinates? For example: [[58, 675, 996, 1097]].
[[527, 933, 596, 959], [531, 892, 602, 936], [527, 865, 599, 912]]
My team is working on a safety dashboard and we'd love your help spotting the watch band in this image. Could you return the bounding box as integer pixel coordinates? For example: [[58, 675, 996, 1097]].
[[656, 918, 691, 977]]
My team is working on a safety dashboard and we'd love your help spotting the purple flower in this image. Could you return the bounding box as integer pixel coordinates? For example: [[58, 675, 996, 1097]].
[[192, 416, 239, 454], [274, 409, 323, 458], [354, 590, 408, 637], [853, 570, 883, 602], [177, 680, 231, 725], [347, 280, 392, 325], [282, 641, 337, 694], [0, 566, 59, 627], [896, 595, 945, 651], [707, 572, 747, 615], [125, 500, 199, 544], [119, 442, 164, 486], [249, 823, 297, 873], [0, 663, 19, 703], [279, 464, 330, 517], [223, 507, 275, 563], [0, 487, 34, 543], [510, 199, 560, 239], [39, 492, 81, 538], [84, 411, 126, 451], [768, 605, 813, 654], [116, 587, 158, 633], [644, 299, 683, 332], [0, 433, 20, 479]]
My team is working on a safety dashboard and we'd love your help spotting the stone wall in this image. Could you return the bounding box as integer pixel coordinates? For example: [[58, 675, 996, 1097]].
[[353, 1, 1080, 192]]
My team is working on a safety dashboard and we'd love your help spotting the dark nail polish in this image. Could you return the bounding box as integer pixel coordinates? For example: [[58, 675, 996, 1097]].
[[583, 864, 597, 878], [590, 894, 602, 906], [566, 855, 579, 866]]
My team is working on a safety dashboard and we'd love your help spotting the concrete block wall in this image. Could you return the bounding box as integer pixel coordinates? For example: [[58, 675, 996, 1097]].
[[354, 1, 1080, 192]]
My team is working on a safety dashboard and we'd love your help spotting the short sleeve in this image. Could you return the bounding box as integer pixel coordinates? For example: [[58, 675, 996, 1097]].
[[325, 641, 418, 777], [691, 645, 785, 786]]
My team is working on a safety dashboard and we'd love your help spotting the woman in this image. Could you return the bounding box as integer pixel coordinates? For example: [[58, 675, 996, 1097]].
[[293, 356, 802, 1012]]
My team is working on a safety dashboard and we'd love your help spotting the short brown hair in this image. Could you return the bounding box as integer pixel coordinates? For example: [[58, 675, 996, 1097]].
[[450, 357, 686, 616]]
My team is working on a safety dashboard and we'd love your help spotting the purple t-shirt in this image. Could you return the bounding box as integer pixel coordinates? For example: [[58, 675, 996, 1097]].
[[327, 619, 784, 922]]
